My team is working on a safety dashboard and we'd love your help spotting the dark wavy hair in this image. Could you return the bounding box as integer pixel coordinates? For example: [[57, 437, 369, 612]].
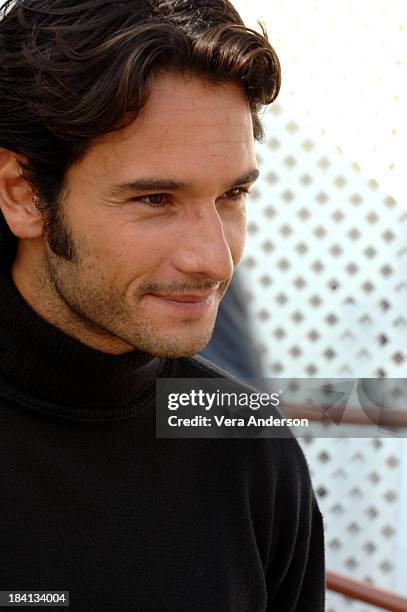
[[0, 0, 281, 254]]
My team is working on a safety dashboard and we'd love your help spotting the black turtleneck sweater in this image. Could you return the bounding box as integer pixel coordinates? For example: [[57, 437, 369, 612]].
[[0, 255, 325, 611]]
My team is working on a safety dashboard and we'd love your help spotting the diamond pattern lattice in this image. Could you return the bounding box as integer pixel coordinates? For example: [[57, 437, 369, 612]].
[[233, 0, 406, 608], [242, 103, 407, 610]]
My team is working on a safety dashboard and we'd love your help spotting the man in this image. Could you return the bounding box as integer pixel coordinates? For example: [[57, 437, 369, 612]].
[[0, 1, 325, 610]]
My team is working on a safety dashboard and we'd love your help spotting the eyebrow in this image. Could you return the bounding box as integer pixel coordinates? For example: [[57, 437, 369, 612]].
[[107, 168, 260, 196]]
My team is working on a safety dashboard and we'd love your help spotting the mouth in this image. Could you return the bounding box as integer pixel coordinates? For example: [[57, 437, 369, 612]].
[[150, 291, 215, 302], [146, 291, 217, 314]]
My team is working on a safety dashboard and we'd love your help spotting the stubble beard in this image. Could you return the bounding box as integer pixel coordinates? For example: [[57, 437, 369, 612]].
[[41, 208, 219, 357]]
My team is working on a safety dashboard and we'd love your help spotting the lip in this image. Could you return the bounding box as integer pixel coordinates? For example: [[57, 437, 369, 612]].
[[146, 291, 216, 314], [149, 292, 215, 303]]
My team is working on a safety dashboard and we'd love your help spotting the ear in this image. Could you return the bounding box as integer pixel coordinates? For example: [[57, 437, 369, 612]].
[[0, 148, 43, 239]]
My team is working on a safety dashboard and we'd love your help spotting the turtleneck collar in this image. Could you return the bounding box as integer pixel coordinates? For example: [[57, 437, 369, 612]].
[[0, 251, 172, 420]]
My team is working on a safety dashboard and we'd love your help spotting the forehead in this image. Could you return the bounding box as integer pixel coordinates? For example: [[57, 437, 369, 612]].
[[84, 72, 255, 181]]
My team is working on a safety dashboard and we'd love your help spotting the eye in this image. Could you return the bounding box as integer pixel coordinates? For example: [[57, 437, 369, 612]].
[[223, 187, 251, 201], [130, 187, 251, 209], [131, 193, 169, 208]]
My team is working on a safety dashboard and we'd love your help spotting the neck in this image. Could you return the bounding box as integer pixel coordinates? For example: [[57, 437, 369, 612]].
[[0, 251, 168, 415], [11, 248, 135, 355]]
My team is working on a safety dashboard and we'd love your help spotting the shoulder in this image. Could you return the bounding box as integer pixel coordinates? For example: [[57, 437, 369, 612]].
[[163, 358, 318, 524], [168, 355, 314, 493]]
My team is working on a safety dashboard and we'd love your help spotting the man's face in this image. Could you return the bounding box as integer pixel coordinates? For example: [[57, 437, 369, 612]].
[[38, 72, 258, 357]]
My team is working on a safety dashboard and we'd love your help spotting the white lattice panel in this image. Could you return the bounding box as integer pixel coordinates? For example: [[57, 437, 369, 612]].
[[244, 108, 407, 379], [232, 1, 407, 608]]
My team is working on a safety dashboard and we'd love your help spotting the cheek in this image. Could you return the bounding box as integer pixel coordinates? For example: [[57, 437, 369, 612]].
[[232, 230, 246, 266], [221, 206, 247, 262], [88, 225, 175, 283]]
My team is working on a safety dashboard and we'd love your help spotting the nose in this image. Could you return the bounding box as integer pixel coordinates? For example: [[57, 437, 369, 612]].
[[172, 203, 235, 282]]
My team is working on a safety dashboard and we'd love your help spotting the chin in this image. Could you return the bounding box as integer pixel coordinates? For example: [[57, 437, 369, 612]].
[[144, 333, 213, 359], [150, 344, 208, 359]]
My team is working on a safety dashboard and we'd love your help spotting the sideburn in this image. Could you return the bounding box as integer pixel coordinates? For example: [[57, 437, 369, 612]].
[[41, 199, 77, 262]]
